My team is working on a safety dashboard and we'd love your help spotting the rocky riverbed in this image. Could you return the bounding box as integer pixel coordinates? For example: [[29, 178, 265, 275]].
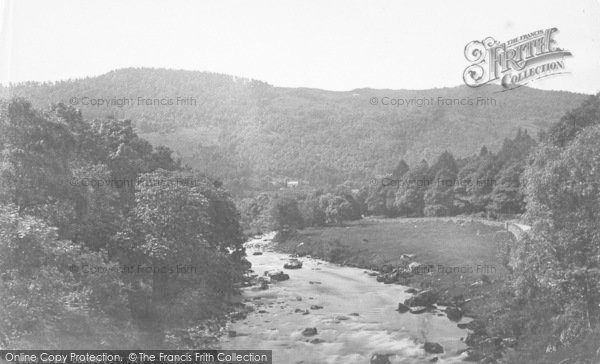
[[220, 233, 476, 364]]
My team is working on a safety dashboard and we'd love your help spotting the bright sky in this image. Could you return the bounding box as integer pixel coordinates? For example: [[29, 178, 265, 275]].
[[1, 0, 599, 93]]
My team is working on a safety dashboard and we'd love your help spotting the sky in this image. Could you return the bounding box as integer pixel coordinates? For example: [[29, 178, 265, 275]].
[[1, 0, 599, 94]]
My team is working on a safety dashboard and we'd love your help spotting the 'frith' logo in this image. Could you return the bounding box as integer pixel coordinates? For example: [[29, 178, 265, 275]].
[[463, 28, 572, 89]]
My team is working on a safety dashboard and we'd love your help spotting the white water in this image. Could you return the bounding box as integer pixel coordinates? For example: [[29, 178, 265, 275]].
[[220, 234, 470, 364]]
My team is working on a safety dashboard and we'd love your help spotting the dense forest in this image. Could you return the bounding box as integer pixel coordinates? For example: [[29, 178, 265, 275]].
[[486, 93, 600, 363], [238, 128, 537, 235], [3, 68, 588, 192], [0, 99, 248, 348]]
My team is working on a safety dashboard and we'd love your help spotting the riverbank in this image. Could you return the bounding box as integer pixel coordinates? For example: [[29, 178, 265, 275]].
[[273, 217, 517, 362]]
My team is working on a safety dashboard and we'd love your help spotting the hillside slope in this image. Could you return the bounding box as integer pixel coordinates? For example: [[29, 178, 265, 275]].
[[3, 68, 589, 186]]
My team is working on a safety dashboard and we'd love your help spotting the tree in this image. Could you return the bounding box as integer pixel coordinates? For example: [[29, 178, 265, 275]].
[[394, 160, 430, 216], [547, 93, 600, 147], [489, 161, 525, 216], [454, 150, 498, 214], [318, 193, 347, 224], [299, 193, 326, 227], [429, 151, 458, 177], [424, 168, 456, 216], [270, 196, 304, 232], [1, 99, 76, 219], [118, 170, 247, 341], [500, 124, 600, 360], [0, 204, 135, 348]]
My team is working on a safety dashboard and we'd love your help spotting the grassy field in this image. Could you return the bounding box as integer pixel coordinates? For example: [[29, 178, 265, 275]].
[[275, 217, 515, 314]]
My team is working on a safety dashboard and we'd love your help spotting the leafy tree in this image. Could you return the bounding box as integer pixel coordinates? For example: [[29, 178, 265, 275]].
[[429, 151, 458, 177], [0, 99, 76, 219], [394, 160, 430, 216], [270, 196, 304, 232], [117, 170, 246, 341], [547, 93, 600, 147], [424, 168, 456, 216], [489, 161, 525, 216], [299, 193, 326, 227], [0, 204, 135, 348], [454, 150, 498, 214]]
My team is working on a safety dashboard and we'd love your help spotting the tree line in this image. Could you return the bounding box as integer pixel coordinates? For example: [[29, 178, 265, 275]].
[[0, 99, 247, 348]]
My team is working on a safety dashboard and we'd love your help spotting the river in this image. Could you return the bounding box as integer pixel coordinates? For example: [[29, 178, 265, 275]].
[[220, 233, 471, 364]]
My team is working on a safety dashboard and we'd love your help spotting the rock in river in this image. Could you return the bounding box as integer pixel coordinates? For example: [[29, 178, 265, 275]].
[[423, 342, 444, 354], [267, 271, 290, 281], [409, 306, 428, 314], [397, 302, 410, 313], [404, 289, 438, 307], [370, 354, 391, 364], [284, 258, 303, 269], [301, 328, 318, 336], [444, 306, 463, 321]]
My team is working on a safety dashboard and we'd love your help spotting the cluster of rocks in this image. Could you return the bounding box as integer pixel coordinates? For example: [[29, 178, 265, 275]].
[[240, 257, 304, 290], [455, 319, 517, 363], [396, 289, 440, 315], [283, 258, 303, 269], [370, 254, 429, 285]]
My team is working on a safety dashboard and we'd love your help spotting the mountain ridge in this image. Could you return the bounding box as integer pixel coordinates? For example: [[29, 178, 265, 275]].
[[2, 67, 590, 188]]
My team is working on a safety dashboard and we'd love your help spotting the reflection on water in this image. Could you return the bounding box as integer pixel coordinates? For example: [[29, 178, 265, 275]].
[[220, 234, 470, 364]]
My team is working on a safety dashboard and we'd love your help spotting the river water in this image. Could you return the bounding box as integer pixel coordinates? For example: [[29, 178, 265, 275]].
[[220, 233, 471, 364]]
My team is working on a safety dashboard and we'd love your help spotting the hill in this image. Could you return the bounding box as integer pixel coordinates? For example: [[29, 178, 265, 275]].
[[3, 68, 589, 188]]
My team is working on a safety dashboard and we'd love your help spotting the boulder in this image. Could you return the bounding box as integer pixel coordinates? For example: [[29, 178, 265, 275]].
[[370, 354, 391, 364], [464, 319, 487, 334], [397, 303, 410, 313], [381, 264, 393, 273], [376, 272, 399, 284], [310, 338, 325, 344], [444, 306, 463, 321], [301, 327, 318, 336], [409, 306, 428, 314], [423, 342, 444, 354], [465, 331, 489, 346], [268, 271, 290, 281], [404, 289, 438, 307], [462, 348, 484, 362], [284, 258, 303, 269]]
